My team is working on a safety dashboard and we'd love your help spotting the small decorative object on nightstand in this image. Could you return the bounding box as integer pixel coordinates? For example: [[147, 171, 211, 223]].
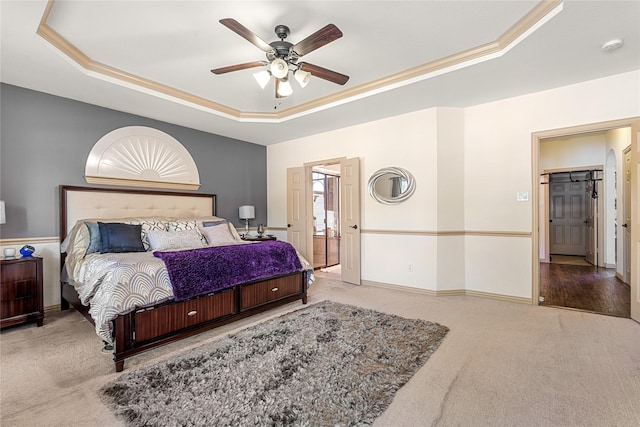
[[257, 224, 265, 237], [0, 256, 44, 329]]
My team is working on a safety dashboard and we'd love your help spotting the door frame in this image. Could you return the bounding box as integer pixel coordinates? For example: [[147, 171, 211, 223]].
[[623, 145, 632, 284], [299, 157, 361, 284], [532, 117, 640, 322]]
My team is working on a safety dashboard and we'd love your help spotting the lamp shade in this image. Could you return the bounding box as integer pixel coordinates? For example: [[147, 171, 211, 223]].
[[269, 58, 289, 79], [277, 79, 293, 97], [0, 201, 5, 224], [238, 205, 255, 220], [253, 70, 271, 89], [294, 69, 310, 87]]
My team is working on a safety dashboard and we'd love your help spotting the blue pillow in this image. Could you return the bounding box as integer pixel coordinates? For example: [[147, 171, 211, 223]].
[[84, 222, 101, 254], [98, 222, 145, 253]]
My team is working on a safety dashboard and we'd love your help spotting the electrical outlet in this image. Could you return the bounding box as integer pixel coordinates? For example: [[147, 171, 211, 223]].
[[408, 263, 412, 272], [539, 296, 545, 302]]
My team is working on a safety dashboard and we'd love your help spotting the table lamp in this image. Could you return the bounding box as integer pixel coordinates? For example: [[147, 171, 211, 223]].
[[238, 205, 255, 237]]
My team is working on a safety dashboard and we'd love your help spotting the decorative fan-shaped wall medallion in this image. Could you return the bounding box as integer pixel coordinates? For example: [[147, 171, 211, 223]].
[[85, 126, 200, 190]]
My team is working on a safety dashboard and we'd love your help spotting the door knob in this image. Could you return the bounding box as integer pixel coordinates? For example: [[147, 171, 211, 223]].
[[287, 224, 291, 228], [349, 224, 358, 229], [622, 223, 628, 228]]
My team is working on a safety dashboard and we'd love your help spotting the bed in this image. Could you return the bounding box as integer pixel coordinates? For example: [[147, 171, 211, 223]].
[[59, 185, 311, 372]]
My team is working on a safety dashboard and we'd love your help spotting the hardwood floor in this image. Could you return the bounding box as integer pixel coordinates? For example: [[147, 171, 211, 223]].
[[539, 262, 630, 318]]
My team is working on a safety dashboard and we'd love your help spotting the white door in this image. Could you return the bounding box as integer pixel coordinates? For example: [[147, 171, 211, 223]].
[[549, 179, 586, 256], [623, 147, 631, 284], [340, 158, 361, 285], [287, 167, 308, 260]]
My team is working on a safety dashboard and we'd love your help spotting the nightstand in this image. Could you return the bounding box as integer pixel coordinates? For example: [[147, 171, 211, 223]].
[[1, 257, 44, 329], [241, 235, 277, 242]]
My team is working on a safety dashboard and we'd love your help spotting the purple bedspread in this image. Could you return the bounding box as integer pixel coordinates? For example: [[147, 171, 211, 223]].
[[154, 241, 303, 301]]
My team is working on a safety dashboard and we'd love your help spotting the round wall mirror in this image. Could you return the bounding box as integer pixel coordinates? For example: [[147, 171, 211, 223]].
[[368, 167, 416, 204]]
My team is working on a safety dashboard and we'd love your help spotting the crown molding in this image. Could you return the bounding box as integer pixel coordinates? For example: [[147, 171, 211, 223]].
[[37, 0, 563, 123]]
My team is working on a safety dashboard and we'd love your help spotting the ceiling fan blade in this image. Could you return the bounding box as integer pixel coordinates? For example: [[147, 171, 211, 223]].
[[299, 62, 349, 85], [291, 24, 343, 57], [219, 18, 273, 52], [210, 61, 265, 74]]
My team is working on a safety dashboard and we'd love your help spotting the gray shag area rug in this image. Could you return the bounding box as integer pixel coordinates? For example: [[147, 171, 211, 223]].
[[102, 300, 449, 426]]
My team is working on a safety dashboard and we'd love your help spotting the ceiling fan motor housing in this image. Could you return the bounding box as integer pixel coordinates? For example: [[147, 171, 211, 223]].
[[269, 40, 294, 59]]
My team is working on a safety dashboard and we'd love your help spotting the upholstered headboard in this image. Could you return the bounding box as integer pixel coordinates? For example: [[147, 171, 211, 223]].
[[59, 185, 216, 240]]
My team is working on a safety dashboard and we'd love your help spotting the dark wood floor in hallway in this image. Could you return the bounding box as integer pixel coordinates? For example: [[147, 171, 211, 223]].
[[539, 262, 630, 318]]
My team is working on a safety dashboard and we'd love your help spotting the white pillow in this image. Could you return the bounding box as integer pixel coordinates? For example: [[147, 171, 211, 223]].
[[147, 229, 205, 251], [201, 223, 238, 247]]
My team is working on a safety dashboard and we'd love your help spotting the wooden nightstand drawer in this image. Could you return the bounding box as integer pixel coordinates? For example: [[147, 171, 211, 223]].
[[1, 257, 44, 329], [1, 262, 38, 284], [1, 280, 39, 318]]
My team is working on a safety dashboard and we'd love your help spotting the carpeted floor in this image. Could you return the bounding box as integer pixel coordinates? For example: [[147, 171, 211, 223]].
[[1, 277, 639, 426], [102, 301, 448, 426]]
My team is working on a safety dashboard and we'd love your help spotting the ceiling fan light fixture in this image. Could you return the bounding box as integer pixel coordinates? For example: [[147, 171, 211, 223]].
[[294, 69, 311, 88], [270, 58, 289, 79], [253, 70, 271, 89], [277, 78, 293, 97]]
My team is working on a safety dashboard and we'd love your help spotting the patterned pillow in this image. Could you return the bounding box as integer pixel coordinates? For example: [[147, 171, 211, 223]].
[[168, 219, 205, 243], [147, 229, 205, 251]]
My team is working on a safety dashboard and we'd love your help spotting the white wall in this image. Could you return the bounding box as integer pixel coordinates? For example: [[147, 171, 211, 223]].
[[268, 70, 640, 300], [268, 108, 442, 290]]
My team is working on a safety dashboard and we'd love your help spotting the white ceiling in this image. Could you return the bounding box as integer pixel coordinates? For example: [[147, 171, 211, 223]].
[[1, 1, 639, 146]]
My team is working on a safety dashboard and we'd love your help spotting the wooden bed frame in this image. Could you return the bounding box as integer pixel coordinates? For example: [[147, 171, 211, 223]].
[[59, 185, 307, 372]]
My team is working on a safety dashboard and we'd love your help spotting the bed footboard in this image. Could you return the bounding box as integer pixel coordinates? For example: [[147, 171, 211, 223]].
[[112, 270, 308, 372]]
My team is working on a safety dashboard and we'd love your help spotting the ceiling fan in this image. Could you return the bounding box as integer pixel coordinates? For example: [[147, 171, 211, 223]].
[[211, 18, 349, 98]]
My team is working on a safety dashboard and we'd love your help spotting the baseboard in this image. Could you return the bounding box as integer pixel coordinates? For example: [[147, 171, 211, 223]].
[[464, 290, 531, 305], [361, 280, 530, 304], [44, 304, 61, 313], [361, 280, 440, 296]]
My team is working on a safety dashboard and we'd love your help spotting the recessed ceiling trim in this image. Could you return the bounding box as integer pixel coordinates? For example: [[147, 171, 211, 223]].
[[37, 0, 563, 124]]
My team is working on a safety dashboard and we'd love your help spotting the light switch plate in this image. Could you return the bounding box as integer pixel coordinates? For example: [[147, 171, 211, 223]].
[[516, 191, 529, 201]]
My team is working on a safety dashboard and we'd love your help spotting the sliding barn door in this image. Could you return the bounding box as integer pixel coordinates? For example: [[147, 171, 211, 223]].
[[549, 178, 586, 257]]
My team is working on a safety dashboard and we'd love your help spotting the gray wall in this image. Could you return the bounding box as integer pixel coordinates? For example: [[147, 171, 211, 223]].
[[0, 83, 267, 239]]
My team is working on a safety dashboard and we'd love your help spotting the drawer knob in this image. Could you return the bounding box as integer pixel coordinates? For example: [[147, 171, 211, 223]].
[[271, 287, 279, 292], [187, 310, 197, 316]]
